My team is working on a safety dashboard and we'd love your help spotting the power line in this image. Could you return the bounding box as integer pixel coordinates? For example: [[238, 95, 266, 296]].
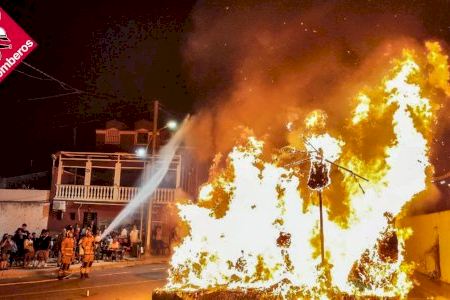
[[22, 61, 82, 93], [25, 91, 83, 101], [16, 61, 87, 102], [13, 69, 51, 81], [18, 62, 190, 121], [159, 105, 186, 119], [18, 62, 134, 103]]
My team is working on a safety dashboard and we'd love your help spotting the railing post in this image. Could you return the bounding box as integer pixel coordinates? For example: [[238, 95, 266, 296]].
[[84, 185, 88, 200], [113, 185, 118, 201]]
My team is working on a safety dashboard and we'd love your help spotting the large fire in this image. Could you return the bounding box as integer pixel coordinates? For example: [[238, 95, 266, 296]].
[[164, 42, 448, 298]]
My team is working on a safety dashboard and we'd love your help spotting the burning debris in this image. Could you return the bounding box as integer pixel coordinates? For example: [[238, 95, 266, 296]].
[[307, 148, 331, 191], [158, 42, 449, 299]]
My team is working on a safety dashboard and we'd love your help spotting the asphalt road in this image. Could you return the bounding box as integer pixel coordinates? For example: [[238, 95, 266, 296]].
[[0, 263, 168, 300], [0, 263, 448, 299]]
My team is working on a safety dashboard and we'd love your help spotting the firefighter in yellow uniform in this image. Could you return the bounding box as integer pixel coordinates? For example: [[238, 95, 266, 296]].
[[58, 231, 75, 279], [79, 229, 95, 279]]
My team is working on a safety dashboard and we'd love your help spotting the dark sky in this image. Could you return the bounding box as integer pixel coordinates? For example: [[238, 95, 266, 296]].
[[0, 0, 197, 176], [1, 0, 450, 178]]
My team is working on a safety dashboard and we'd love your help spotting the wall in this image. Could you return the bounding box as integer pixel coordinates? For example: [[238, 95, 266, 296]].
[[0, 189, 50, 236], [47, 202, 141, 233], [400, 210, 450, 283]]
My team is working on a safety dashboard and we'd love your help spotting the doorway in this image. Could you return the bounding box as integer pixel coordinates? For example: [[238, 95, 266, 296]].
[[83, 212, 97, 228]]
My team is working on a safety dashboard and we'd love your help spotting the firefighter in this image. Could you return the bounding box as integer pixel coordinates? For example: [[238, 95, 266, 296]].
[[79, 228, 95, 279], [58, 231, 75, 280]]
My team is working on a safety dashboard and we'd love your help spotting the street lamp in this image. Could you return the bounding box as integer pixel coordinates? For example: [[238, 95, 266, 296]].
[[135, 147, 147, 158], [166, 120, 177, 131]]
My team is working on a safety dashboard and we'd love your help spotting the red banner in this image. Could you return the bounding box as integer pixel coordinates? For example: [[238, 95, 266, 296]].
[[0, 7, 37, 82]]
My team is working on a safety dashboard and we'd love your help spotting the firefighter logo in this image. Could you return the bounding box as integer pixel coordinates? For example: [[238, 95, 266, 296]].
[[0, 7, 37, 82], [0, 11, 12, 60], [0, 26, 12, 60]]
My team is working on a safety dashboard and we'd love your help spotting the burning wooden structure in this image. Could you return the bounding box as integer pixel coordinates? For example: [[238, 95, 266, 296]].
[[155, 42, 449, 299]]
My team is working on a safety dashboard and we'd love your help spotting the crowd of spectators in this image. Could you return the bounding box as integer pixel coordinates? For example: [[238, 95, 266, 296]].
[[0, 224, 52, 270], [0, 222, 144, 270]]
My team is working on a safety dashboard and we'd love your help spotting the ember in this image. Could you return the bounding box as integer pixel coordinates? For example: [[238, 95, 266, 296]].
[[163, 42, 449, 299], [277, 232, 292, 248]]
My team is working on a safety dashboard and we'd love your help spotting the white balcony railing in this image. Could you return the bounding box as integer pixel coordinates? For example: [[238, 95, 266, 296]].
[[55, 184, 175, 204]]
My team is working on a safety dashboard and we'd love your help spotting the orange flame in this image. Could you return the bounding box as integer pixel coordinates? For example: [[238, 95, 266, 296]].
[[166, 42, 447, 298]]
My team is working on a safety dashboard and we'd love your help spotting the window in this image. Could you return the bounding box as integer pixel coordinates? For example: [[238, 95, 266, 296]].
[[56, 211, 63, 220], [105, 128, 120, 144], [83, 212, 97, 228], [136, 132, 148, 144], [70, 212, 76, 221]]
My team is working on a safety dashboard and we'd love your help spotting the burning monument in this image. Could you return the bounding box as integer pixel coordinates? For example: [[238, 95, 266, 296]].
[[154, 42, 448, 299]]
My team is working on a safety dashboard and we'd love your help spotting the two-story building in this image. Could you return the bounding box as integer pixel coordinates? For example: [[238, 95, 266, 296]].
[[47, 119, 200, 247]]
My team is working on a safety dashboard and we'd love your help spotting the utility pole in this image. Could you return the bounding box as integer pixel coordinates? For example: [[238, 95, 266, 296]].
[[146, 100, 159, 254], [318, 191, 325, 265], [152, 100, 159, 155], [73, 127, 77, 147]]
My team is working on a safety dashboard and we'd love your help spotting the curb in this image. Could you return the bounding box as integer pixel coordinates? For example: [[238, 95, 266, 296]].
[[0, 258, 169, 280]]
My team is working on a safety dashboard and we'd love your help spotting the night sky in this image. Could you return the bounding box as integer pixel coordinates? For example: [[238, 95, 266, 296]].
[[1, 0, 450, 181], [0, 0, 197, 176]]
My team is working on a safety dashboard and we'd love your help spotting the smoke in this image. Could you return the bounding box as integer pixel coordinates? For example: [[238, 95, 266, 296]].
[[182, 1, 427, 161]]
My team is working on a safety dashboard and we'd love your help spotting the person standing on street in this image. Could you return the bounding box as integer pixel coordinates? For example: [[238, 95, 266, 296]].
[[55, 228, 66, 267], [0, 235, 13, 269], [58, 231, 75, 280], [129, 225, 139, 257], [169, 225, 180, 254], [23, 233, 35, 268], [79, 229, 95, 279], [36, 230, 51, 268], [120, 226, 128, 239], [13, 228, 25, 264], [155, 225, 164, 255]]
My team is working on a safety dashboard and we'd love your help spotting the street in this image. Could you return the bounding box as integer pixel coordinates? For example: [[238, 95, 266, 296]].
[[0, 263, 449, 299], [0, 264, 168, 300]]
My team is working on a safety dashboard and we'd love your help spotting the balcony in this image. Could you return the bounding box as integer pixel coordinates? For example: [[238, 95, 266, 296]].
[[54, 184, 176, 204]]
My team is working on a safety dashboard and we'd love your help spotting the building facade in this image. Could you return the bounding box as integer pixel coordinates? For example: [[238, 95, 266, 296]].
[[47, 120, 201, 249]]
